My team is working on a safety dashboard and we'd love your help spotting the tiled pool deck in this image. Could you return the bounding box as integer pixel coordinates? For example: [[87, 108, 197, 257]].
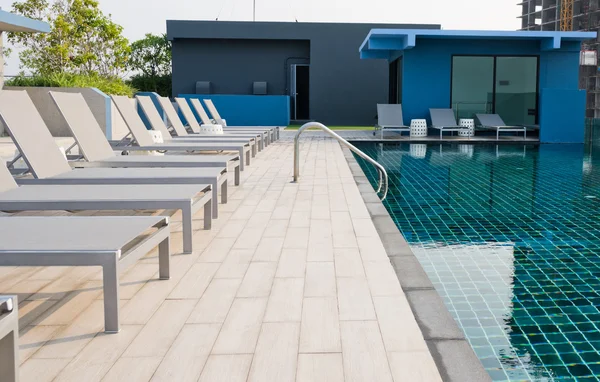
[[3, 132, 448, 382]]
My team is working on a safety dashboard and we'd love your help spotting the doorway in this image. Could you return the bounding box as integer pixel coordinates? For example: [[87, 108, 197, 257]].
[[291, 64, 310, 120]]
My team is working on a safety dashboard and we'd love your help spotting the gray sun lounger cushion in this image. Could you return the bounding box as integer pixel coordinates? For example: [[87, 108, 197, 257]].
[[429, 109, 460, 128], [475, 114, 527, 139], [0, 162, 212, 254], [111, 95, 252, 170], [0, 216, 171, 332], [0, 295, 18, 380], [377, 104, 409, 128], [49, 92, 241, 185]]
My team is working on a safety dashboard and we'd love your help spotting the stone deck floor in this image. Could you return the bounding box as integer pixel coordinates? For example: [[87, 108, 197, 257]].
[[3, 133, 442, 382]]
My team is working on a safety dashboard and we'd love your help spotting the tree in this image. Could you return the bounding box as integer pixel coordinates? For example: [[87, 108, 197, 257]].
[[128, 33, 171, 77], [127, 33, 172, 96], [7, 0, 130, 77]]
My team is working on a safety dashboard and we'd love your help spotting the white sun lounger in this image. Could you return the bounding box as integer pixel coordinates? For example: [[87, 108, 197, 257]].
[[155, 96, 264, 151], [0, 295, 18, 380], [202, 99, 280, 140], [175, 98, 271, 147], [429, 108, 472, 139], [0, 90, 227, 222], [0, 216, 171, 332], [0, 161, 211, 254], [137, 96, 258, 156], [111, 95, 252, 170], [49, 91, 241, 186], [374, 104, 410, 138], [476, 114, 528, 140]]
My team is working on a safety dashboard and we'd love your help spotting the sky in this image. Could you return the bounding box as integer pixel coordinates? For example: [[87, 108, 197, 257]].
[[0, 0, 521, 75]]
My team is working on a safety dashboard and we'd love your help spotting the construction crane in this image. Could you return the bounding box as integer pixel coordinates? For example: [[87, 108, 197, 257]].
[[560, 0, 574, 31]]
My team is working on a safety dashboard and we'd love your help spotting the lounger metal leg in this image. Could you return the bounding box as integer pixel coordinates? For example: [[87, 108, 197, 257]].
[[102, 256, 120, 333], [246, 150, 251, 166], [234, 165, 240, 186], [0, 303, 18, 382], [204, 199, 212, 230], [158, 236, 170, 279], [221, 179, 228, 204], [524, 129, 527, 140], [211, 181, 219, 219], [497, 130, 499, 140], [239, 149, 245, 171], [182, 204, 193, 254], [252, 142, 257, 157]]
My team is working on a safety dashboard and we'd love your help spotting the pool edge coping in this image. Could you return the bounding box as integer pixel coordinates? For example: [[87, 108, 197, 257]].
[[341, 145, 493, 382]]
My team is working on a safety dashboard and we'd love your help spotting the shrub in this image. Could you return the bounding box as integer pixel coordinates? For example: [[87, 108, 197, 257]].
[[5, 73, 137, 96], [127, 74, 172, 97]]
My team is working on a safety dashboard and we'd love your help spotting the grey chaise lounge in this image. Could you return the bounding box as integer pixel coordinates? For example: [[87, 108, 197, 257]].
[[0, 90, 227, 222], [175, 97, 270, 147], [0, 161, 211, 254], [0, 296, 18, 380], [49, 91, 241, 186], [201, 99, 280, 141], [0, 216, 171, 332], [156, 96, 265, 151], [476, 114, 528, 140], [429, 108, 472, 139], [111, 95, 253, 170], [374, 104, 410, 138]]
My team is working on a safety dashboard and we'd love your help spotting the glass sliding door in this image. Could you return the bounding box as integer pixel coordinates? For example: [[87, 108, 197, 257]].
[[451, 56, 494, 119], [494, 57, 538, 126]]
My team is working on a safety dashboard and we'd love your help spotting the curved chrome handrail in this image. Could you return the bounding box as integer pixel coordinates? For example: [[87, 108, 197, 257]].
[[293, 122, 388, 201]]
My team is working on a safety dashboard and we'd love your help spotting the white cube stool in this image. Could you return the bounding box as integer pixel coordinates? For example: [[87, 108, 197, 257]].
[[410, 119, 428, 138], [458, 119, 475, 137]]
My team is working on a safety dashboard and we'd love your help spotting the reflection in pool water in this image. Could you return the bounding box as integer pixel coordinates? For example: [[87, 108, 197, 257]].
[[353, 143, 600, 382]]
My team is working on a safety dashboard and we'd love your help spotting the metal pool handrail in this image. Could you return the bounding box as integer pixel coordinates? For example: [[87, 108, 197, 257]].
[[293, 122, 388, 201]]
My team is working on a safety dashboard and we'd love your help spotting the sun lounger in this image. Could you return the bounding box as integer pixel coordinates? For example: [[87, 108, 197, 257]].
[[0, 216, 171, 332], [49, 91, 241, 186], [0, 90, 227, 222], [475, 114, 527, 140], [111, 95, 252, 170], [150, 96, 263, 153], [429, 108, 472, 139], [202, 99, 280, 140], [374, 104, 410, 138], [0, 161, 211, 254], [0, 295, 18, 380], [175, 97, 269, 146]]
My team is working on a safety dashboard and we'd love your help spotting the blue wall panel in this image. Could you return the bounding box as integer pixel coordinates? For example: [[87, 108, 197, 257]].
[[178, 94, 290, 126], [539, 88, 586, 143]]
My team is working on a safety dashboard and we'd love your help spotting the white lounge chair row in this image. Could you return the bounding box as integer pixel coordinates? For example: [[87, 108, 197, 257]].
[[374, 104, 530, 140], [0, 90, 278, 336]]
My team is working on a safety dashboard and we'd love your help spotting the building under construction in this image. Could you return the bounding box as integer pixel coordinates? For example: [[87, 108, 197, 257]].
[[519, 0, 600, 117]]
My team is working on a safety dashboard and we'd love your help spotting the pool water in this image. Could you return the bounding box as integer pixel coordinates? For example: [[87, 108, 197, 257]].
[[352, 142, 600, 382]]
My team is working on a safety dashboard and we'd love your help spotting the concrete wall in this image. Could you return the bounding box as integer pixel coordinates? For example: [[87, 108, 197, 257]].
[[167, 21, 439, 126], [0, 87, 112, 138], [0, 32, 4, 90]]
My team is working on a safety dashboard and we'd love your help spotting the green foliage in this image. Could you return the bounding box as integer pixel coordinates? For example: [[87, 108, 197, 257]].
[[8, 0, 130, 77], [128, 33, 171, 77], [128, 74, 171, 97], [5, 73, 136, 96]]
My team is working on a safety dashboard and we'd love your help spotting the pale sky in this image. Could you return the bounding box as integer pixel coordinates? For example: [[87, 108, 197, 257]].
[[0, 0, 521, 75]]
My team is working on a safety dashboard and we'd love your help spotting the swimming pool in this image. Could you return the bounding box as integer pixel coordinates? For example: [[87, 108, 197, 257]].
[[352, 142, 600, 382]]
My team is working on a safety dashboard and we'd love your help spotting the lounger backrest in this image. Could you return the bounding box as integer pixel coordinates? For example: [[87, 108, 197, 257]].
[[0, 163, 19, 193], [157, 97, 189, 137], [190, 98, 213, 125], [0, 90, 72, 179], [175, 98, 202, 133], [136, 96, 173, 138], [429, 109, 459, 128], [203, 99, 225, 125], [111, 95, 156, 147], [49, 92, 115, 162], [377, 104, 405, 127], [476, 114, 506, 127]]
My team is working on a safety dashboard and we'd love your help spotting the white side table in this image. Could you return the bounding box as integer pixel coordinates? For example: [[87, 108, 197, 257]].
[[410, 119, 428, 138], [458, 119, 475, 137]]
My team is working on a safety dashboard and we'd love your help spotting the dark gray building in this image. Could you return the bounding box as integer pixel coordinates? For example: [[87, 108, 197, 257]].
[[167, 20, 439, 126]]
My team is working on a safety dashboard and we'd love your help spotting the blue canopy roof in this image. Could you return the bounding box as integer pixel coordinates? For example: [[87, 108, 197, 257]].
[[0, 9, 50, 33], [359, 29, 597, 61]]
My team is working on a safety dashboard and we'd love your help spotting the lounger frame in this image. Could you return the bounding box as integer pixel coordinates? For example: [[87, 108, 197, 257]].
[[0, 296, 18, 381]]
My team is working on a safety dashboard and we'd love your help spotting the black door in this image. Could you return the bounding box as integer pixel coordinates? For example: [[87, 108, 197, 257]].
[[295, 65, 310, 120]]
